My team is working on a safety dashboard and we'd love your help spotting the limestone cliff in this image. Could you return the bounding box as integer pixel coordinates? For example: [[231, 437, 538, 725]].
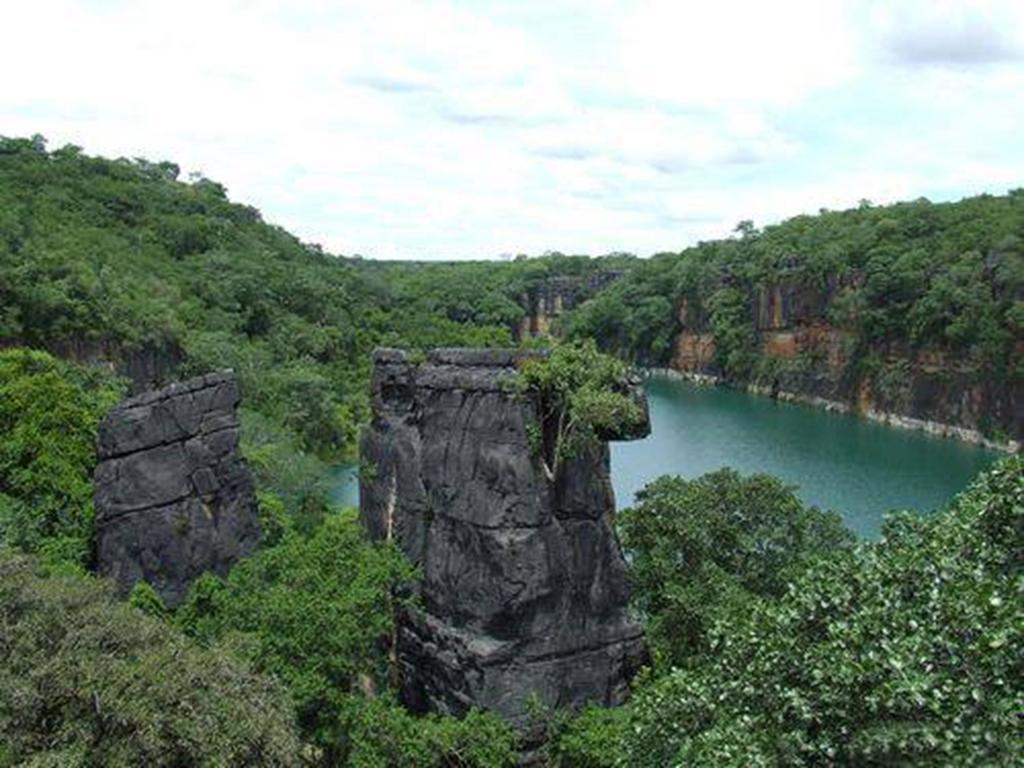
[[672, 276, 1021, 448], [360, 348, 648, 748], [0, 336, 186, 394], [517, 271, 623, 339], [93, 371, 260, 607]]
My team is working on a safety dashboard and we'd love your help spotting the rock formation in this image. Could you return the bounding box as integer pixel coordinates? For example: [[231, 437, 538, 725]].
[[360, 348, 649, 749], [94, 371, 260, 607], [517, 271, 623, 339], [673, 275, 1021, 447]]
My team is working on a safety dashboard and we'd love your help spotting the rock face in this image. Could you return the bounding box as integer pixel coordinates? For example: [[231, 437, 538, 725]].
[[673, 276, 1022, 447], [360, 348, 648, 746], [94, 371, 260, 607], [517, 271, 623, 339]]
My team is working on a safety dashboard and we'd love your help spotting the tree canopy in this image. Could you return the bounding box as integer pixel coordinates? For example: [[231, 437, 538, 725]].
[[551, 458, 1023, 766]]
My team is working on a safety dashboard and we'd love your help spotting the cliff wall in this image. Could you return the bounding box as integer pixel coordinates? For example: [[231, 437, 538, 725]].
[[517, 271, 622, 339], [93, 371, 260, 607], [359, 348, 648, 750], [0, 336, 185, 393], [672, 277, 1021, 448]]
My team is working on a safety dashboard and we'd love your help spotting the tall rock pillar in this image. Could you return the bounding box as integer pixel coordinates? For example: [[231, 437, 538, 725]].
[[93, 371, 260, 607], [360, 348, 649, 746]]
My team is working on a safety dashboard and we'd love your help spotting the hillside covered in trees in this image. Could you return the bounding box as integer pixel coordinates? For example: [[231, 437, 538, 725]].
[[566, 194, 1023, 444], [4, 136, 1020, 448], [1, 138, 1021, 766]]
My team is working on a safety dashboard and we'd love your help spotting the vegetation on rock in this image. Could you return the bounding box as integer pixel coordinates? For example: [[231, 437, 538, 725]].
[[516, 340, 645, 481]]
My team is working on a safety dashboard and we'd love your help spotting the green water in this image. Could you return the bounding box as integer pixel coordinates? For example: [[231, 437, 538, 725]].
[[612, 376, 1000, 538], [327, 463, 360, 509], [329, 376, 1001, 538]]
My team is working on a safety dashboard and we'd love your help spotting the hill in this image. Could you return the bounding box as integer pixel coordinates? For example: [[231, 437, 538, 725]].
[[567, 194, 1023, 445]]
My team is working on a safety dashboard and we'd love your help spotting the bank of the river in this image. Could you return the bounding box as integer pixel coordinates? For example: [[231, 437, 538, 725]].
[[645, 367, 1020, 454]]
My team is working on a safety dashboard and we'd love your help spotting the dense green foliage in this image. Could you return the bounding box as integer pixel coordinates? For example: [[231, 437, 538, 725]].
[[340, 699, 518, 768], [176, 511, 516, 766], [0, 136, 630, 462], [567, 194, 1024, 400], [3, 136, 1020, 765], [619, 469, 853, 666], [0, 348, 123, 572], [176, 512, 412, 759], [516, 340, 646, 481], [552, 458, 1023, 766], [0, 551, 303, 767]]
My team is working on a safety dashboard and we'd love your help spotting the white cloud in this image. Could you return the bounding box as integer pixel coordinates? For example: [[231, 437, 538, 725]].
[[1, 0, 1021, 258], [873, 0, 1024, 65]]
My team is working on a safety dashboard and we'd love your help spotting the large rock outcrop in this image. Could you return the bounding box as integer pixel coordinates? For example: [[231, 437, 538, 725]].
[[360, 348, 648, 748], [94, 371, 260, 607], [673, 275, 1021, 447], [516, 271, 624, 339]]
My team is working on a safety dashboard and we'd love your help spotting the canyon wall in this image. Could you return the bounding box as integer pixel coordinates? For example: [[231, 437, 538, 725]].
[[93, 371, 260, 607], [359, 348, 648, 750], [517, 271, 623, 339], [672, 277, 1022, 448], [0, 336, 186, 393]]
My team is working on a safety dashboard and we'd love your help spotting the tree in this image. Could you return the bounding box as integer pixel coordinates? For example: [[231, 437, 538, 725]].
[[516, 341, 645, 482], [176, 512, 413, 760], [0, 551, 302, 766], [0, 349, 123, 571], [612, 458, 1022, 766], [618, 469, 852, 666]]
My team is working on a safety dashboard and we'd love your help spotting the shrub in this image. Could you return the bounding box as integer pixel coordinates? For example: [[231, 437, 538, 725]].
[[620, 457, 1023, 765], [0, 348, 123, 570], [0, 551, 302, 766]]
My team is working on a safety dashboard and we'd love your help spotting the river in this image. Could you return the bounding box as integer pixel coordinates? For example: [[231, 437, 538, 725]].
[[329, 375, 1001, 538]]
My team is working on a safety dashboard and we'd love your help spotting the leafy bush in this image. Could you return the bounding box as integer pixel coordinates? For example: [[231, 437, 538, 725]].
[[340, 696, 517, 768], [0, 550, 303, 766], [176, 512, 412, 754], [0, 348, 123, 571], [583, 457, 1022, 766], [619, 468, 853, 666], [516, 340, 646, 481], [546, 704, 629, 768]]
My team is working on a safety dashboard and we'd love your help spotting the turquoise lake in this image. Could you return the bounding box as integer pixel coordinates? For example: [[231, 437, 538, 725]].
[[330, 375, 1001, 538]]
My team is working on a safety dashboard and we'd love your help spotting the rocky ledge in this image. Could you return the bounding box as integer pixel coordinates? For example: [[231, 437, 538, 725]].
[[360, 348, 649, 751], [93, 371, 260, 607]]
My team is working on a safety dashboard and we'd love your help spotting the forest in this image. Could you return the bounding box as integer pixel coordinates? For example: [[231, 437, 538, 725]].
[[0, 138, 1021, 766]]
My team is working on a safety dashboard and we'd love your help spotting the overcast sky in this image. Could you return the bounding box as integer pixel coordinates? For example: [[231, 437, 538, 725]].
[[3, 1, 1023, 259]]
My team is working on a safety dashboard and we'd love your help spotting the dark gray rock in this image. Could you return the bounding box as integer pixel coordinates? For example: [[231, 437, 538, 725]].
[[360, 348, 649, 750], [94, 371, 259, 608]]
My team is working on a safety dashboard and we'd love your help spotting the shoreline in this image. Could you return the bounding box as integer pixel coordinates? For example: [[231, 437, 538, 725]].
[[643, 367, 1020, 454]]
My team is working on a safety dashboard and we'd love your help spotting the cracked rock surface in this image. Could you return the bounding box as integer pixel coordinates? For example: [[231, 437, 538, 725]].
[[360, 348, 649, 747], [94, 371, 259, 607]]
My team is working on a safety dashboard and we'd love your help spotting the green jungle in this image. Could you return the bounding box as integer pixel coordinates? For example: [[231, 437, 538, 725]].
[[0, 137, 1021, 766]]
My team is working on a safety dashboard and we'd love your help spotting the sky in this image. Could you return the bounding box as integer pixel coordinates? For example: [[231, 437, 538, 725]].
[[2, 0, 1023, 260]]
